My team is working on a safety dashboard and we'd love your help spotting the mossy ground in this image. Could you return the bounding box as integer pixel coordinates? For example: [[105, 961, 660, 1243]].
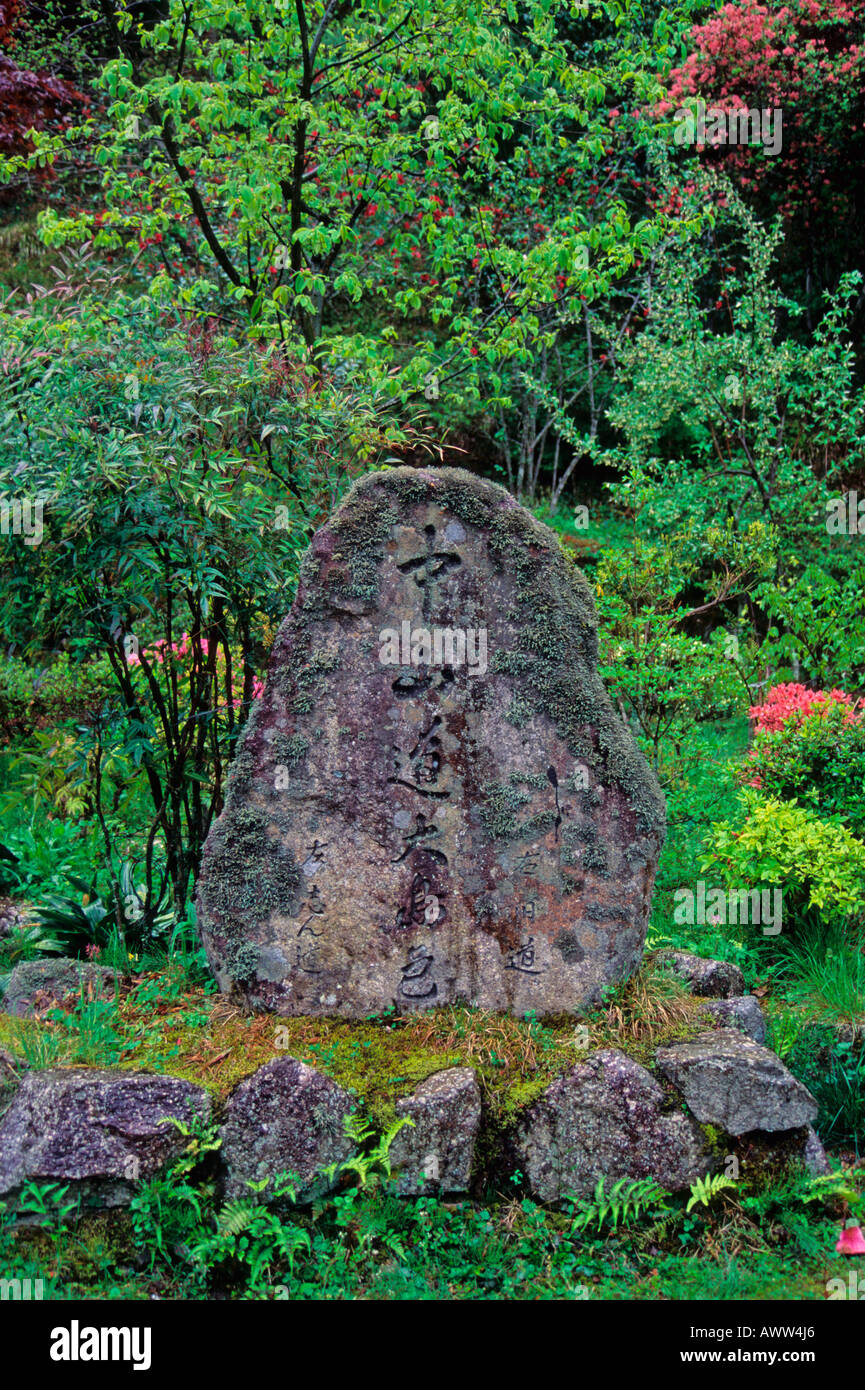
[[0, 957, 713, 1129], [3, 1166, 856, 1303]]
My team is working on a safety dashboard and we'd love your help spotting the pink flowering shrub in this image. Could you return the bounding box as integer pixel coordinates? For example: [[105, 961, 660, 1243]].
[[126, 632, 264, 709], [748, 682, 858, 734], [741, 683, 865, 833], [660, 0, 865, 229]]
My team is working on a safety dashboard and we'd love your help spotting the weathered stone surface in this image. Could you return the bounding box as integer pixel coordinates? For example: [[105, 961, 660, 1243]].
[[0, 898, 33, 940], [221, 1057, 355, 1201], [0, 1069, 210, 1208], [655, 1029, 817, 1136], [699, 994, 766, 1043], [388, 1067, 481, 1194], [510, 1049, 711, 1202], [0, 1048, 23, 1120], [801, 1126, 830, 1176], [196, 467, 665, 1017], [1, 958, 116, 1019], [655, 950, 744, 999]]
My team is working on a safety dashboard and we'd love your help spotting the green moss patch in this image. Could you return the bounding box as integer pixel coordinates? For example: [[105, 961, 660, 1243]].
[[0, 960, 712, 1130]]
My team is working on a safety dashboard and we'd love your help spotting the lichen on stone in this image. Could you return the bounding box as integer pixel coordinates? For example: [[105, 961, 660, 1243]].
[[198, 803, 301, 928]]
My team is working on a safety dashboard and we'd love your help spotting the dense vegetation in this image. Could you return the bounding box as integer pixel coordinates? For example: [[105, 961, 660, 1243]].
[[0, 0, 862, 1302]]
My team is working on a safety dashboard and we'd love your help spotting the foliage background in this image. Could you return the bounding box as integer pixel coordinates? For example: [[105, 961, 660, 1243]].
[[0, 0, 863, 1302]]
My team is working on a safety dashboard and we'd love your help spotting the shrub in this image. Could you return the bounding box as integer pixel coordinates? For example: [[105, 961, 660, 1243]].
[[0, 653, 117, 742], [702, 793, 865, 927], [0, 288, 410, 923], [597, 186, 865, 584], [742, 686, 865, 834], [0, 0, 87, 191], [594, 521, 772, 778], [660, 0, 865, 292], [748, 683, 859, 735]]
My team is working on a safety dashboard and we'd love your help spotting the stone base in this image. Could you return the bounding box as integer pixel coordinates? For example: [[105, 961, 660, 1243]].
[[0, 954, 830, 1211], [0, 1036, 827, 1211]]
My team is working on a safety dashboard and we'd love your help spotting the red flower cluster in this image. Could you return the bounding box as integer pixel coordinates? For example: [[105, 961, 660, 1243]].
[[748, 681, 858, 732], [661, 0, 865, 224]]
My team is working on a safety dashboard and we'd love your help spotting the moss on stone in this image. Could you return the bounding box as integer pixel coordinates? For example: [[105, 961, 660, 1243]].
[[478, 781, 532, 840], [297, 650, 340, 686], [582, 843, 610, 876], [322, 490, 399, 605], [198, 803, 301, 928], [504, 695, 534, 729], [224, 941, 262, 986], [273, 733, 309, 765]]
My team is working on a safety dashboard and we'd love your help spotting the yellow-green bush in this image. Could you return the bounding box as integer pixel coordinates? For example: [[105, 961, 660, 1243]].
[[702, 793, 865, 924]]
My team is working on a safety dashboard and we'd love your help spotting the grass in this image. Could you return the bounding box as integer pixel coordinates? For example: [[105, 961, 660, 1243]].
[[599, 962, 697, 1045], [779, 921, 865, 1023]]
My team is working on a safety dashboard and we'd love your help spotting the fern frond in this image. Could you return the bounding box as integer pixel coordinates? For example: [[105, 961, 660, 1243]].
[[568, 1176, 669, 1233], [686, 1172, 738, 1213], [217, 1199, 259, 1238]]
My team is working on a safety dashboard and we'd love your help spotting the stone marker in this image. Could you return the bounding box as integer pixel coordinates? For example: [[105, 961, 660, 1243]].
[[196, 467, 665, 1017]]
